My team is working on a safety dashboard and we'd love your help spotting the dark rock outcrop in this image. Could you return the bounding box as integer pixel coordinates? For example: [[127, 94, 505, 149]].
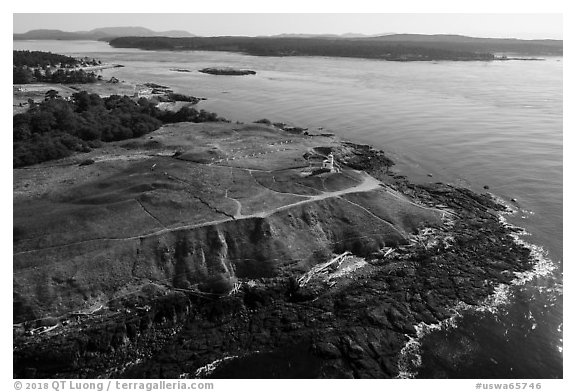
[[14, 174, 535, 378], [199, 67, 256, 76]]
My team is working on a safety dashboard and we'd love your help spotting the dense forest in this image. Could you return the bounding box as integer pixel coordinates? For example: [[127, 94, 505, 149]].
[[13, 67, 100, 84], [13, 50, 101, 84], [13, 50, 79, 67], [109, 36, 496, 61], [13, 92, 224, 167]]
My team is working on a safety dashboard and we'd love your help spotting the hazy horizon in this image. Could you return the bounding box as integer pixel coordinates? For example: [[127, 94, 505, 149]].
[[13, 13, 563, 40]]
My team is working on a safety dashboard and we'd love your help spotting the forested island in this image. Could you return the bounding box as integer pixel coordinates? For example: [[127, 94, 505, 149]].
[[108, 35, 562, 61], [109, 36, 495, 61]]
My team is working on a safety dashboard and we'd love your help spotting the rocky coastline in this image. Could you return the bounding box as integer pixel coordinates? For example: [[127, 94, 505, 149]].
[[128, 165, 535, 379], [13, 124, 538, 378]]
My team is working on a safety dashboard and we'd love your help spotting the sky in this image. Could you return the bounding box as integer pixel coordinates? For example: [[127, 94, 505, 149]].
[[12, 13, 563, 40]]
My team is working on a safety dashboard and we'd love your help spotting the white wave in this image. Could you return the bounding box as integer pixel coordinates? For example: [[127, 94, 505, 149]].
[[193, 355, 239, 378], [395, 203, 558, 378], [396, 312, 461, 379], [192, 350, 262, 378]]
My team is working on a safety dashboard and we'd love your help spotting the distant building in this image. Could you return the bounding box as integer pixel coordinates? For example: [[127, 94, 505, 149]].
[[304, 151, 340, 175], [322, 153, 335, 172]]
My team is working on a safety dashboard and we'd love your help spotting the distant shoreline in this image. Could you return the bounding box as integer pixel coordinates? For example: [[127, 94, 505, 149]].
[[106, 35, 562, 61]]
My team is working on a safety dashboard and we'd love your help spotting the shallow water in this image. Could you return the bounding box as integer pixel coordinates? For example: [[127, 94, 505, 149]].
[[13, 40, 563, 378]]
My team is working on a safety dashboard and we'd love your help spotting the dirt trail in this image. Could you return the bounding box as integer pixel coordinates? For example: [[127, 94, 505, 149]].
[[245, 171, 381, 218], [14, 172, 447, 259], [13, 172, 382, 258], [224, 189, 243, 218], [15, 172, 451, 259]]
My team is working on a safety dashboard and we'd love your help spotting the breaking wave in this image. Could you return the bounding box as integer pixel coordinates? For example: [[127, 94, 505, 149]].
[[191, 355, 240, 378], [396, 199, 557, 379]]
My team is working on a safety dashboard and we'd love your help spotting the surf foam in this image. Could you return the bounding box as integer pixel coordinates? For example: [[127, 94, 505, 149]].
[[395, 200, 557, 379]]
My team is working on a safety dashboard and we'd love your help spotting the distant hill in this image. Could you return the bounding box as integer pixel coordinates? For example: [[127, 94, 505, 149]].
[[89, 27, 194, 38], [13, 29, 86, 40], [13, 27, 195, 41]]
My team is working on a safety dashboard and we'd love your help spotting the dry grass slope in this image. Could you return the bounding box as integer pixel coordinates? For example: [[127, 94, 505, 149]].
[[13, 122, 443, 322]]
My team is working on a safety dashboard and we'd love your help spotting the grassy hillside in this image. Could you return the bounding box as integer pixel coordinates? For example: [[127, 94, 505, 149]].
[[13, 122, 439, 322]]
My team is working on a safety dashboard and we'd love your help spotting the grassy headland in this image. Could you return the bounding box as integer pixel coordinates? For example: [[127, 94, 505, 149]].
[[13, 121, 537, 378]]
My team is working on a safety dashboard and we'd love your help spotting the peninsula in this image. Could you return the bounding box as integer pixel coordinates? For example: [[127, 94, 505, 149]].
[[14, 116, 536, 378]]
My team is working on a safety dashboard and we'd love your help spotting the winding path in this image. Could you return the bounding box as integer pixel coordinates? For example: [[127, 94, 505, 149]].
[[14, 172, 382, 258], [14, 171, 450, 261]]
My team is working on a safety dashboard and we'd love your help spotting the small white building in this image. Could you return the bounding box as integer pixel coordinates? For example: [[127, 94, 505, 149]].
[[322, 153, 335, 172]]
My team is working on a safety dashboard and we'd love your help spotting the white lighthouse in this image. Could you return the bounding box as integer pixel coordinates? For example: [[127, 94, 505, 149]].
[[322, 153, 335, 172]]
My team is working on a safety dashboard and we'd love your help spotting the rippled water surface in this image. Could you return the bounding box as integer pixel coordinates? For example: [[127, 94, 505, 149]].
[[14, 40, 563, 378]]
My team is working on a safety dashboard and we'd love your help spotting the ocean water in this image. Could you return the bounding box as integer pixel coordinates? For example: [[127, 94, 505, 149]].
[[13, 40, 563, 378]]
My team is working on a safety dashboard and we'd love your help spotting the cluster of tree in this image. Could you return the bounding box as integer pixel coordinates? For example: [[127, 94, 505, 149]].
[[13, 50, 79, 68], [13, 67, 35, 84], [14, 92, 225, 167], [45, 68, 99, 83], [14, 66, 100, 84], [13, 50, 102, 84], [158, 106, 220, 123], [78, 57, 101, 66], [109, 36, 497, 61]]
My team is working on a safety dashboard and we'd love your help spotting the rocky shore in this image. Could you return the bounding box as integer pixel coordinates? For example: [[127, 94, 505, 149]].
[[12, 122, 537, 378], [128, 166, 534, 379]]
